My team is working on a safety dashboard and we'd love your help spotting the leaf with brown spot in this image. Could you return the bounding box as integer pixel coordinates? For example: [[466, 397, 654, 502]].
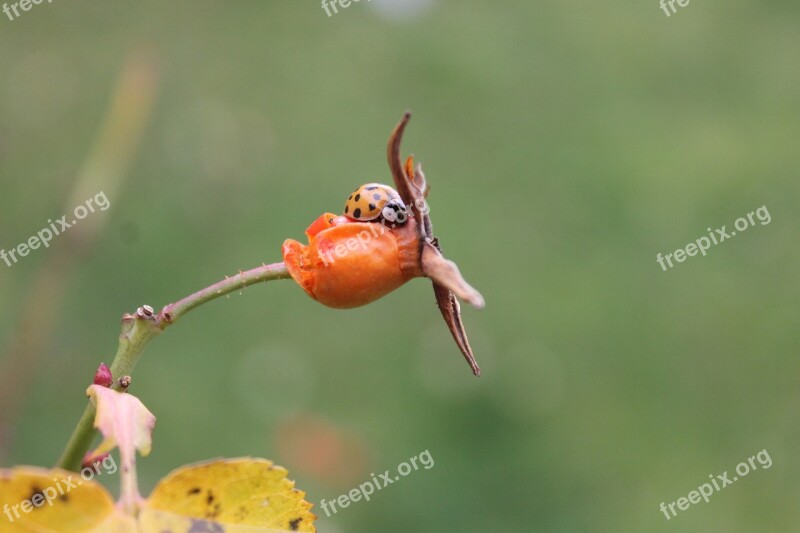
[[140, 458, 316, 532], [0, 466, 136, 532]]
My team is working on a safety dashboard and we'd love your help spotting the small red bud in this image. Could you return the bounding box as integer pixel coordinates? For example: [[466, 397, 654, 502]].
[[82, 451, 110, 469], [93, 363, 113, 387]]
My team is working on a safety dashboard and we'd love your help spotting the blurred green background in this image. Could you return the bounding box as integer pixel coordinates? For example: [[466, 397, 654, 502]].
[[1, 1, 799, 531]]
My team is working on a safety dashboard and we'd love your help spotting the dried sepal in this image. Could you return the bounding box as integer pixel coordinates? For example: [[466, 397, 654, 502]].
[[433, 281, 480, 376], [421, 242, 485, 308], [387, 112, 485, 376], [387, 111, 416, 209]]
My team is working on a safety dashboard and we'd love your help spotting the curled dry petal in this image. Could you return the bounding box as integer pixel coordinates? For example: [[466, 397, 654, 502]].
[[86, 384, 156, 516]]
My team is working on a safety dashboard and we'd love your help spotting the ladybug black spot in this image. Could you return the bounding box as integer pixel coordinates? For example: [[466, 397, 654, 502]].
[[344, 206, 349, 214], [355, 194, 361, 201], [368, 203, 376, 211], [353, 208, 362, 218]]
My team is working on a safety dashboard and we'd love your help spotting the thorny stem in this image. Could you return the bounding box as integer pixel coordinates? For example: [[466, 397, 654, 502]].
[[56, 262, 291, 471]]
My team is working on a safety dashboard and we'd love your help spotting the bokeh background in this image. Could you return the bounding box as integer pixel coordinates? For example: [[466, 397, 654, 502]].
[[1, 1, 799, 531]]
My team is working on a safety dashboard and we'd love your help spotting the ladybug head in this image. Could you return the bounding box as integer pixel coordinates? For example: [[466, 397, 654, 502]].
[[381, 198, 408, 225]]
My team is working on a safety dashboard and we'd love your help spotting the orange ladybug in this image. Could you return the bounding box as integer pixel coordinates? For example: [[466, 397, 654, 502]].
[[344, 183, 408, 225]]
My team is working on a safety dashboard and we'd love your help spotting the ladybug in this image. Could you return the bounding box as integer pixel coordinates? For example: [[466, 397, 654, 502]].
[[344, 183, 409, 225]]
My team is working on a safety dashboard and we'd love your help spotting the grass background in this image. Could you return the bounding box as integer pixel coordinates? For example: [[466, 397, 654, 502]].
[[1, 1, 798, 531]]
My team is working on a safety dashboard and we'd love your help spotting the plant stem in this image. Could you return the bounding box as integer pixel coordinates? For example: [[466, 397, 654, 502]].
[[56, 262, 291, 471]]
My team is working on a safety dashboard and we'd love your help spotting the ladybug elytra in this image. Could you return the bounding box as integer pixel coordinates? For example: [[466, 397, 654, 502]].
[[343, 183, 408, 225]]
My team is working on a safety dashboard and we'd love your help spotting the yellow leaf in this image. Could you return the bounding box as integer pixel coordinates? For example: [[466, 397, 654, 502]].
[[139, 508, 309, 532], [141, 458, 316, 532], [0, 466, 134, 532]]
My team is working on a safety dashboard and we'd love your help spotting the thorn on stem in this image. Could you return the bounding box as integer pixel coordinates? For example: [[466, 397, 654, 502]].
[[118, 375, 132, 391], [135, 305, 156, 320]]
